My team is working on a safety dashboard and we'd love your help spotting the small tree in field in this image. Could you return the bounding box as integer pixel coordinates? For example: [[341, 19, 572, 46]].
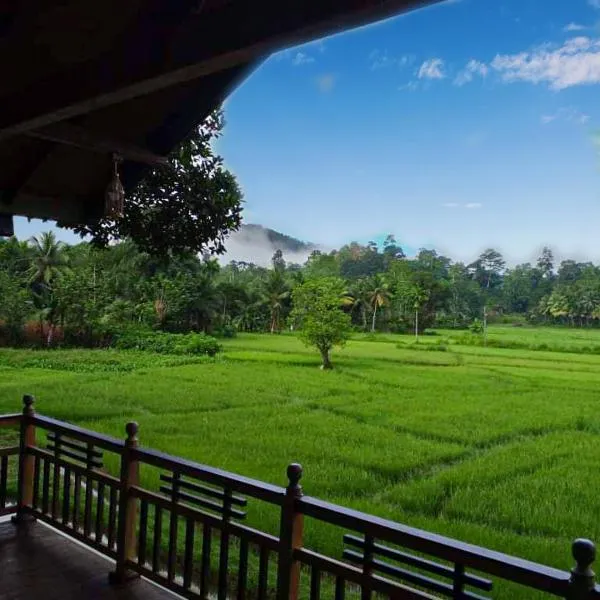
[[291, 278, 352, 369]]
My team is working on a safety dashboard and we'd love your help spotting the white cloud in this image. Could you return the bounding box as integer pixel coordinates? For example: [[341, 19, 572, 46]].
[[292, 52, 315, 66], [491, 36, 600, 90], [465, 203, 483, 209], [369, 50, 414, 70], [454, 59, 489, 86], [418, 58, 446, 80], [541, 107, 591, 125], [564, 23, 586, 32], [398, 81, 419, 92], [316, 74, 335, 93]]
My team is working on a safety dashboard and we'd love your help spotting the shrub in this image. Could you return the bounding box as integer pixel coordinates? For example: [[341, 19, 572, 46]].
[[469, 319, 484, 335], [113, 329, 221, 356]]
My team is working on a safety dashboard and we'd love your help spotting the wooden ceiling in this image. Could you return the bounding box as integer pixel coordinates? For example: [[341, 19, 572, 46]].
[[0, 0, 439, 226]]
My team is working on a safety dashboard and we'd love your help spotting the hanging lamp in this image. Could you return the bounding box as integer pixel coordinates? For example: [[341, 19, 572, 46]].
[[104, 154, 125, 218]]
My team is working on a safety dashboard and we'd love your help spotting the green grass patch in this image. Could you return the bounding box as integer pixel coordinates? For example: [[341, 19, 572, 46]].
[[2, 329, 600, 599]]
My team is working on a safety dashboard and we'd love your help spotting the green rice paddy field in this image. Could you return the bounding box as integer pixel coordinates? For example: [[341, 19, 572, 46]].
[[2, 325, 600, 598]]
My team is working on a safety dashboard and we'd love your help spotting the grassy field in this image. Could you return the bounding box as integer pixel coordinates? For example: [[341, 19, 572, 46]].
[[1, 326, 600, 598]]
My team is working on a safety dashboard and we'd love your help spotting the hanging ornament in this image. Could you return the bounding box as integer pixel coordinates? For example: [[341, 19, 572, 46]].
[[104, 154, 125, 218]]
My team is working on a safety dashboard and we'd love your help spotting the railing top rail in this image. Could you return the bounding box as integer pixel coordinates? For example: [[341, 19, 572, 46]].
[[299, 496, 571, 596], [33, 415, 125, 453], [0, 413, 22, 427], [132, 446, 286, 505]]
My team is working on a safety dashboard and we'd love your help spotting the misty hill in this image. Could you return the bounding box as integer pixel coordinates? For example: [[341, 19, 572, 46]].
[[221, 224, 318, 267]]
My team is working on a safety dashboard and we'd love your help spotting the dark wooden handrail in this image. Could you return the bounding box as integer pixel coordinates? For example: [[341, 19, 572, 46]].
[[299, 495, 574, 596], [33, 415, 125, 453], [5, 395, 600, 600], [132, 445, 285, 504], [0, 413, 22, 427]]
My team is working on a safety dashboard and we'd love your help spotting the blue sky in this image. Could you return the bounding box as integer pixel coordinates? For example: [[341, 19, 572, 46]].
[[15, 0, 600, 264]]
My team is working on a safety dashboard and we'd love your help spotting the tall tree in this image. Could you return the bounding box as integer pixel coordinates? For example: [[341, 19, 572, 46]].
[[291, 278, 352, 369]]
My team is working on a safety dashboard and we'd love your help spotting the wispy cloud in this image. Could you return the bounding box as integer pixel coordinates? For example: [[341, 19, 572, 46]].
[[442, 202, 483, 209], [418, 58, 446, 80], [454, 59, 489, 86], [564, 23, 586, 32], [369, 50, 414, 70], [316, 74, 336, 93], [292, 52, 315, 66], [398, 81, 419, 92], [491, 36, 600, 90], [590, 0, 600, 9], [541, 107, 591, 125]]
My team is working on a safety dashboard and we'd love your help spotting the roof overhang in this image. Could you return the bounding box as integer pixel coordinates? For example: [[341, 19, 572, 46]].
[[0, 0, 440, 225]]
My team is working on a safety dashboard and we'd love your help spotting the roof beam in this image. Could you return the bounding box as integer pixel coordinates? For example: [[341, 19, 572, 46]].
[[25, 123, 169, 166], [0, 0, 438, 139]]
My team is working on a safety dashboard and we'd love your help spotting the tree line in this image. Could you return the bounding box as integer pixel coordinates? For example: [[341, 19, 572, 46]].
[[0, 231, 598, 349]]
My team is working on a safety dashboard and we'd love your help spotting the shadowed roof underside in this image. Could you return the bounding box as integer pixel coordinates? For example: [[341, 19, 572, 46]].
[[0, 0, 438, 224]]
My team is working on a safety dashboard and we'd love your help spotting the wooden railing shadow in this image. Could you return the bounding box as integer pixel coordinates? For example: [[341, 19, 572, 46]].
[[1, 394, 599, 600]]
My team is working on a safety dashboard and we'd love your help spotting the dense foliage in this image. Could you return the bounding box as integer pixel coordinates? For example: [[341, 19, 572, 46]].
[[70, 110, 243, 257], [2, 231, 600, 349]]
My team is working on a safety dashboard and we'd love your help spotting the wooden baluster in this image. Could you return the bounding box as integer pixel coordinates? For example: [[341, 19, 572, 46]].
[[152, 507, 163, 574], [361, 535, 375, 600], [200, 524, 212, 598], [167, 472, 180, 584], [310, 568, 321, 600], [276, 463, 304, 600], [95, 481, 105, 542], [138, 499, 148, 567], [83, 442, 94, 537], [237, 538, 249, 600], [107, 486, 118, 551], [453, 563, 465, 598], [335, 577, 345, 600], [62, 465, 71, 525], [568, 539, 596, 599], [13, 394, 36, 524], [183, 517, 195, 589], [258, 546, 270, 600], [51, 433, 61, 520], [218, 487, 233, 600], [109, 422, 140, 584], [41, 458, 50, 515], [73, 472, 81, 531], [32, 454, 40, 510], [0, 455, 8, 509]]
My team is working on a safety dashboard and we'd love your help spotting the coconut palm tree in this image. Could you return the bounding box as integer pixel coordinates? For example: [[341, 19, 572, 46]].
[[27, 232, 68, 345], [367, 275, 391, 332], [262, 269, 289, 333], [27, 232, 68, 289]]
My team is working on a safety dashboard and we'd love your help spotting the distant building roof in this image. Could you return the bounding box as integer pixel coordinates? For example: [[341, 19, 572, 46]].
[[0, 0, 437, 224]]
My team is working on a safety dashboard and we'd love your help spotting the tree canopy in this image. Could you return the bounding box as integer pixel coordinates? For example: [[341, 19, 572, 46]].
[[70, 110, 243, 257]]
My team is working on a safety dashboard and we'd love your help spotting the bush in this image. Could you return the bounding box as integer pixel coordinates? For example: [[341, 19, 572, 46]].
[[214, 324, 237, 339], [469, 319, 484, 335], [113, 329, 221, 356]]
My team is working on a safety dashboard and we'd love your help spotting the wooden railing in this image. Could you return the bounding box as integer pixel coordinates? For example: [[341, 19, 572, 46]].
[[2, 394, 600, 600]]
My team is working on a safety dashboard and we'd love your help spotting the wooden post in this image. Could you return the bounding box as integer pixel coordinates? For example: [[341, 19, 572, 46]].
[[277, 463, 304, 600], [568, 539, 596, 599], [109, 421, 140, 584], [13, 395, 36, 524]]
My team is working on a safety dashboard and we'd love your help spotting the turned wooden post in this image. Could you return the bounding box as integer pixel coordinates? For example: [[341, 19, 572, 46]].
[[568, 539, 597, 599], [110, 421, 140, 584], [13, 395, 36, 524], [277, 463, 304, 600]]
